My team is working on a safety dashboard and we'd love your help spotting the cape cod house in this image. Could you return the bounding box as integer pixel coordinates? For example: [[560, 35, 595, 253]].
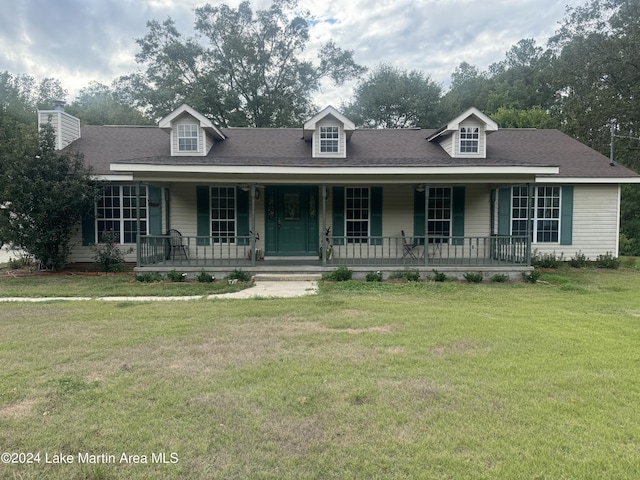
[[40, 103, 640, 277]]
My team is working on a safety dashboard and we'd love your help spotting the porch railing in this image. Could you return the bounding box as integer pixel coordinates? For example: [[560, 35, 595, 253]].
[[137, 234, 530, 268], [326, 235, 529, 267]]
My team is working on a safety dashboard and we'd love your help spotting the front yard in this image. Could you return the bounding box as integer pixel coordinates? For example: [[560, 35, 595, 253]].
[[0, 268, 639, 479]]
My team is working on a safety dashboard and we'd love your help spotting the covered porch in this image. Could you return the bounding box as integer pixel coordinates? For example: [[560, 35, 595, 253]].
[[137, 231, 530, 273]]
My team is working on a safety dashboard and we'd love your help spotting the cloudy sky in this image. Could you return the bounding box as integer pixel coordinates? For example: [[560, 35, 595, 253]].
[[0, 0, 585, 107]]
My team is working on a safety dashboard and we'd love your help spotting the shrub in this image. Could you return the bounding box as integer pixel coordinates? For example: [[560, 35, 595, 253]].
[[569, 250, 589, 268], [196, 269, 215, 283], [93, 230, 131, 272], [136, 272, 163, 283], [463, 272, 483, 283], [522, 270, 541, 283], [323, 265, 353, 282], [490, 273, 509, 283], [431, 269, 448, 282], [167, 269, 187, 282], [8, 255, 34, 270], [226, 269, 252, 282], [366, 271, 383, 282], [531, 250, 564, 268], [389, 270, 420, 282], [594, 252, 620, 269]]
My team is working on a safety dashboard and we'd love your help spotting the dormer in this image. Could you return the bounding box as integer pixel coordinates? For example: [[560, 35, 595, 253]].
[[158, 104, 225, 157], [303, 106, 356, 159], [427, 107, 498, 159]]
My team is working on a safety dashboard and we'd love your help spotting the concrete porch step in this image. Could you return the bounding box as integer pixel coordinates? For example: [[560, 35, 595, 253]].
[[254, 273, 322, 282]]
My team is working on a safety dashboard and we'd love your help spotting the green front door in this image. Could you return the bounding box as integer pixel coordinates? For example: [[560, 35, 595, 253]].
[[265, 186, 319, 255]]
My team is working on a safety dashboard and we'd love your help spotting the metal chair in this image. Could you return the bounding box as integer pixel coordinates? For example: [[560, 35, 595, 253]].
[[401, 230, 417, 259], [166, 229, 188, 260]]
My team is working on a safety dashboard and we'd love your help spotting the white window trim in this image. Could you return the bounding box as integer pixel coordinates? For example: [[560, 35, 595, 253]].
[[511, 186, 561, 244], [210, 186, 237, 243], [319, 126, 340, 154], [345, 186, 369, 243], [459, 126, 479, 154], [177, 123, 199, 152], [96, 185, 148, 244]]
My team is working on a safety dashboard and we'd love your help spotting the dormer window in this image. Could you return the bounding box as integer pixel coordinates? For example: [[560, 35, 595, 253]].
[[460, 127, 479, 153], [320, 126, 339, 153], [177, 124, 199, 152]]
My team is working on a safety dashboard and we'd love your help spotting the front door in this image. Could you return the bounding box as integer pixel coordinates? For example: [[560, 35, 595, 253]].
[[265, 186, 319, 255]]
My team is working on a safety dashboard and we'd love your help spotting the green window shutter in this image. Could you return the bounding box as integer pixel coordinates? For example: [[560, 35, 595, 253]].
[[497, 187, 511, 236], [196, 186, 210, 246], [81, 210, 96, 246], [370, 186, 383, 245], [451, 186, 465, 245], [332, 187, 345, 245], [413, 190, 426, 245], [236, 187, 250, 246], [148, 185, 162, 235], [560, 186, 574, 245]]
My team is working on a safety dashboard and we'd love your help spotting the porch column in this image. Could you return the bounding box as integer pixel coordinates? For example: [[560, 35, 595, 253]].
[[526, 183, 533, 265], [250, 184, 256, 266], [322, 185, 327, 266], [136, 182, 141, 267], [424, 184, 430, 266]]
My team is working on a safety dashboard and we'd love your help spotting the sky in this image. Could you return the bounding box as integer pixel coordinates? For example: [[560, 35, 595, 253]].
[[0, 0, 586, 109]]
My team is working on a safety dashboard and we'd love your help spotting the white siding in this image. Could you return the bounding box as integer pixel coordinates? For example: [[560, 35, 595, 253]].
[[464, 185, 491, 237], [439, 135, 454, 157], [455, 119, 485, 158], [171, 116, 205, 156], [313, 120, 346, 158], [533, 184, 620, 259], [37, 110, 81, 150]]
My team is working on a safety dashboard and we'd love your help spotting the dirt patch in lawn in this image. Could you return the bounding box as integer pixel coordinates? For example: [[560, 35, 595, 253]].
[[0, 398, 37, 419]]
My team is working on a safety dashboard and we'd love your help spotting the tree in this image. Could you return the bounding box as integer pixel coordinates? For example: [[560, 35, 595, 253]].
[[440, 62, 490, 119], [549, 0, 640, 162], [342, 64, 442, 128], [66, 82, 153, 125], [491, 107, 560, 129], [0, 123, 102, 270], [548, 0, 640, 253], [486, 39, 556, 113], [117, 0, 366, 126]]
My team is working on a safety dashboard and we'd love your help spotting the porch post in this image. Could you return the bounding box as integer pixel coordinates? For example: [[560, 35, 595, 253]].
[[250, 184, 256, 267], [424, 184, 430, 266], [526, 183, 533, 265], [322, 185, 327, 266], [136, 182, 141, 267]]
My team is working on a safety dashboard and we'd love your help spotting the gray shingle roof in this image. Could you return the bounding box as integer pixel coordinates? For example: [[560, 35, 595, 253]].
[[69, 124, 638, 179]]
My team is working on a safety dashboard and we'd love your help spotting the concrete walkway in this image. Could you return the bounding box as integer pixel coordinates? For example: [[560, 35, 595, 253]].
[[0, 280, 319, 302]]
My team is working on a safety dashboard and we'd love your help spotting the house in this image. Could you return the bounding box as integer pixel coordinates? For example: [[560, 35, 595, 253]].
[[40, 103, 640, 277]]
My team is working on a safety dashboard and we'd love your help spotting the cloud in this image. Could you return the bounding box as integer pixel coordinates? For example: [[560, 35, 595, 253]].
[[0, 0, 581, 106]]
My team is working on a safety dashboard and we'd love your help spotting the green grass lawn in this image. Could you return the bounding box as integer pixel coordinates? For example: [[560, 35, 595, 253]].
[[0, 273, 248, 297], [1, 269, 639, 479]]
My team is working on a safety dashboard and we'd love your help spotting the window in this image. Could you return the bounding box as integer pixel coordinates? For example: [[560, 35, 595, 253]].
[[320, 126, 339, 153], [428, 187, 451, 242], [211, 187, 236, 243], [177, 124, 198, 152], [96, 185, 147, 243], [346, 187, 368, 243], [511, 186, 560, 243], [459, 126, 479, 153]]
